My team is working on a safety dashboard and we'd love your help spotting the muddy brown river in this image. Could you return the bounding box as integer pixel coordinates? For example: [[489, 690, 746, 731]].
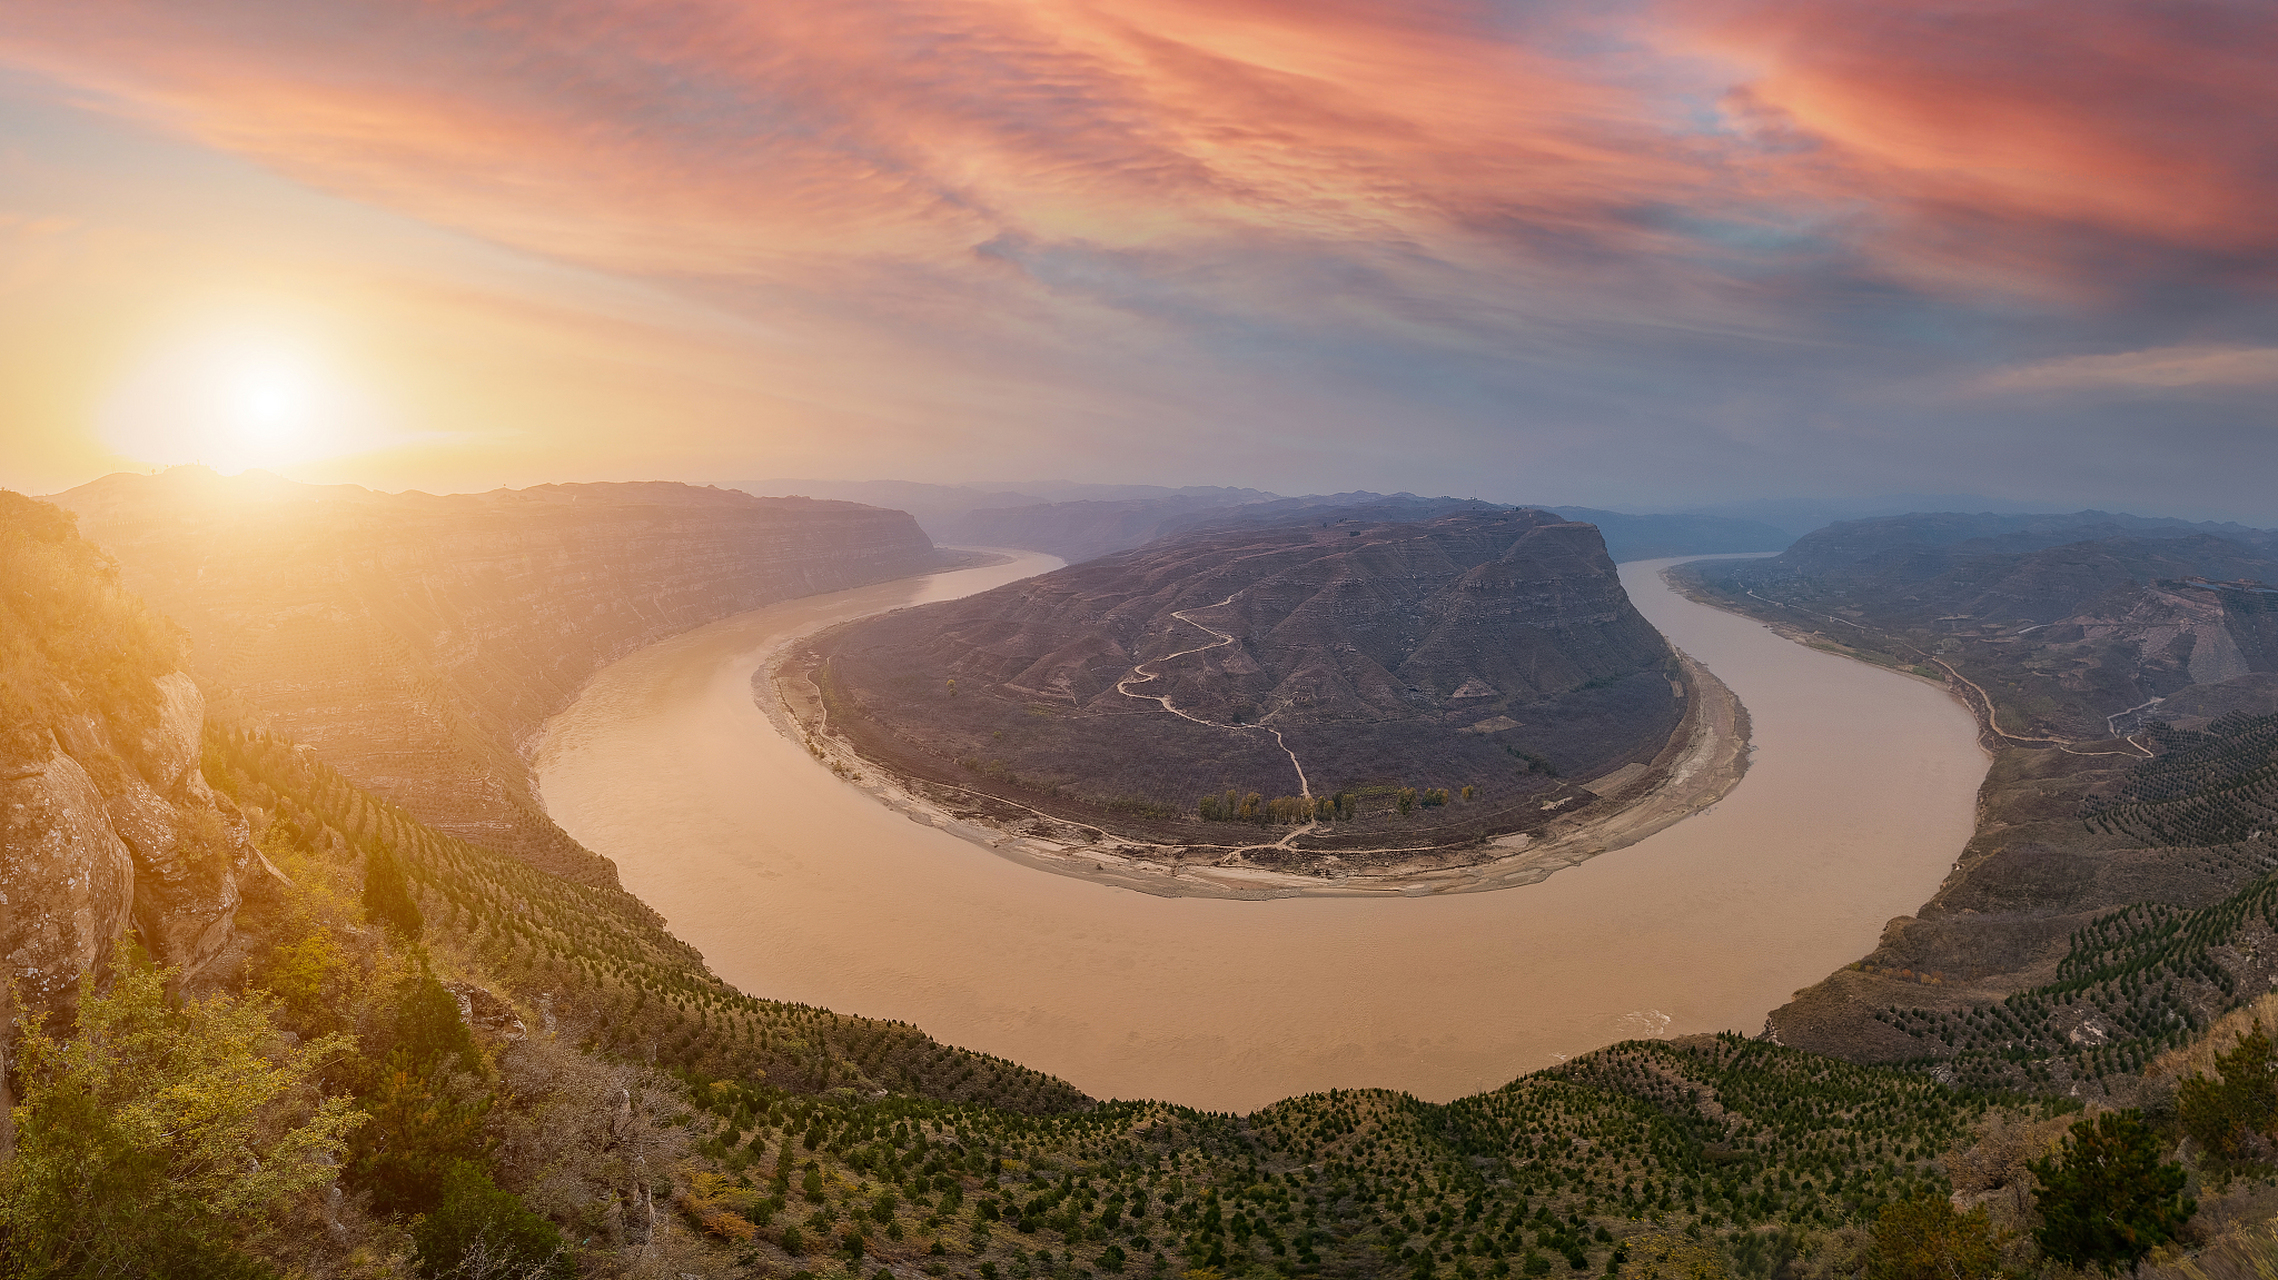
[[535, 554, 1983, 1112]]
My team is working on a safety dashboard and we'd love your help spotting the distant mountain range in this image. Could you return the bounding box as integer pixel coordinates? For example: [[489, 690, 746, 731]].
[[732, 478, 1793, 564], [1548, 507, 1792, 561]]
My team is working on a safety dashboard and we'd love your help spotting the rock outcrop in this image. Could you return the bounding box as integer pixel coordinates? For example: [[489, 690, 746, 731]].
[[52, 468, 952, 886], [0, 752, 139, 1023], [5, 675, 252, 1008], [2, 494, 255, 1040]]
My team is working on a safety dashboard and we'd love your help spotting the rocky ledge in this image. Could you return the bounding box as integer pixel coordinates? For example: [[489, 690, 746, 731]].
[[2, 670, 259, 1031]]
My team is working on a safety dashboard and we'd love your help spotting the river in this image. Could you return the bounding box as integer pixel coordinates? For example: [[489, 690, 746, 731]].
[[534, 553, 1984, 1112]]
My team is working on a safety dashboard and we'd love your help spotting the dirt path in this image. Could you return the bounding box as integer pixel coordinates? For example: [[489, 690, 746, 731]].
[[1113, 591, 1315, 803], [1738, 587, 2151, 758]]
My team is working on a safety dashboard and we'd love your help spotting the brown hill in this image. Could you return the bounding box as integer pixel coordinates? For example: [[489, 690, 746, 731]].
[[52, 467, 952, 886], [803, 507, 1683, 861], [1687, 514, 2278, 740]]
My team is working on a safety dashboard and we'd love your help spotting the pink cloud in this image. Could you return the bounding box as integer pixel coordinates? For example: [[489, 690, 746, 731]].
[[1678, 0, 2278, 293], [6, 0, 2276, 505], [0, 2, 1721, 286]]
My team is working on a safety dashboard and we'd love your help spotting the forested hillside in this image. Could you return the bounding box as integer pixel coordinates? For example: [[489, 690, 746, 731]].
[[204, 727, 1086, 1113]]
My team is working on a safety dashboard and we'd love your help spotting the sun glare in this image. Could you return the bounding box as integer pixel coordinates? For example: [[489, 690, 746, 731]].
[[100, 328, 392, 475]]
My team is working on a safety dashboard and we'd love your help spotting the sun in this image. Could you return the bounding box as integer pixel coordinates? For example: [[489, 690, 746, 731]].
[[227, 358, 313, 448], [100, 327, 389, 475]]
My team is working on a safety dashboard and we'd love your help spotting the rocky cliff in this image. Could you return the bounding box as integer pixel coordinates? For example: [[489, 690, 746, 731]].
[[810, 506, 1682, 853], [53, 468, 950, 886], [0, 494, 254, 1039]]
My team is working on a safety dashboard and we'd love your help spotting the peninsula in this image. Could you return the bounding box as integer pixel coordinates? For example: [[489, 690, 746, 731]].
[[777, 507, 1751, 895]]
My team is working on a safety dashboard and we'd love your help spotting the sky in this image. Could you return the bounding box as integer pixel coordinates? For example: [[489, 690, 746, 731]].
[[1, 0, 2273, 521]]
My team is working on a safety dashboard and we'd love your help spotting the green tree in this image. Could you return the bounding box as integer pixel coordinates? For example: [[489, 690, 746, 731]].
[[350, 1049, 494, 1217], [348, 968, 491, 1216], [2028, 1111, 2193, 1274], [363, 842, 424, 938], [0, 942, 363, 1277], [1867, 1196, 2002, 1280], [413, 1159, 568, 1278], [391, 966, 482, 1075], [2177, 1026, 2277, 1160]]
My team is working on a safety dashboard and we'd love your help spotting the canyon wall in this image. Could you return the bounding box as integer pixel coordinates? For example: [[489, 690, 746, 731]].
[[55, 469, 948, 886]]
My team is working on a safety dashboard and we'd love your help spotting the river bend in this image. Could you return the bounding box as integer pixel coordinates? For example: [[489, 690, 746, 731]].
[[535, 554, 1983, 1111]]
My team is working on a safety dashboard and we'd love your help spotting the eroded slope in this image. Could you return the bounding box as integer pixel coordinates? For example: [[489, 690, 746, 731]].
[[806, 508, 1685, 863]]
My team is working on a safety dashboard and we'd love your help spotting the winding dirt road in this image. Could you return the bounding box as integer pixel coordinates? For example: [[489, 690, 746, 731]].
[[1113, 591, 1315, 802]]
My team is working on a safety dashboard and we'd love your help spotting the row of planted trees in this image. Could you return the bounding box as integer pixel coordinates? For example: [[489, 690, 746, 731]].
[[1197, 790, 1330, 824], [1196, 785, 1475, 825]]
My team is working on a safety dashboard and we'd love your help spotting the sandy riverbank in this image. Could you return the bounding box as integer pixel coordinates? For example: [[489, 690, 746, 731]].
[[763, 569, 1753, 900]]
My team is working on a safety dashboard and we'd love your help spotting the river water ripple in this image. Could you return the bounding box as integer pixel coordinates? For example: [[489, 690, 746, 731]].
[[535, 554, 1984, 1112]]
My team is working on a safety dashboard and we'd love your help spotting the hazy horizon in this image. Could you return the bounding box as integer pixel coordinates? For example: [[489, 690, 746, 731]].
[[39, 463, 2275, 540]]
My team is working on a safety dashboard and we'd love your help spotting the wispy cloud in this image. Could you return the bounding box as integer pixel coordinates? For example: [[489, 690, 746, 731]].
[[1984, 346, 2278, 392], [1675, 0, 2278, 296]]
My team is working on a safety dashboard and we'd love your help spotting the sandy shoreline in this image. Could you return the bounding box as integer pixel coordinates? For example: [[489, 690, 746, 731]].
[[759, 569, 1754, 900]]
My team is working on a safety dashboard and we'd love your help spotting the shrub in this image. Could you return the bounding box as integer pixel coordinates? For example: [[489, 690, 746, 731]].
[[413, 1159, 568, 1278], [1866, 1196, 2001, 1280], [1614, 1236, 1726, 1280], [0, 941, 362, 1276]]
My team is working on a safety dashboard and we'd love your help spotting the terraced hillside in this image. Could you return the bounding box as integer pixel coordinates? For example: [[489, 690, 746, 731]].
[[2086, 712, 2278, 848], [203, 726, 1087, 1113], [641, 1034, 2001, 1280], [1680, 511, 2278, 742]]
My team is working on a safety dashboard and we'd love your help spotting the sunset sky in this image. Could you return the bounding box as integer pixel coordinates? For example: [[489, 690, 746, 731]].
[[2, 1, 2272, 518]]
